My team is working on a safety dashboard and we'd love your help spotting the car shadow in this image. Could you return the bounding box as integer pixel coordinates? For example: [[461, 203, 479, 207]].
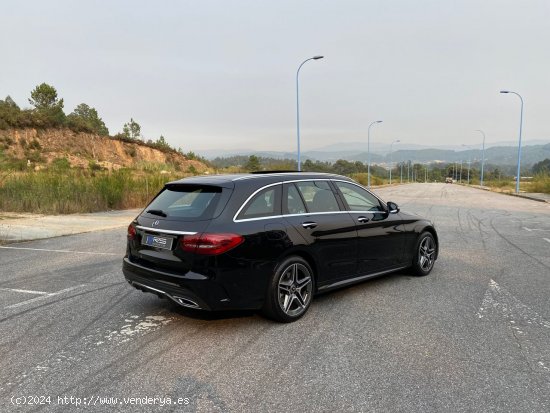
[[165, 300, 258, 321], [313, 270, 413, 303], [156, 270, 415, 322]]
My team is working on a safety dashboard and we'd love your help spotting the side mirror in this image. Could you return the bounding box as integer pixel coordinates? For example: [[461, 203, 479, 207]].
[[387, 201, 399, 214]]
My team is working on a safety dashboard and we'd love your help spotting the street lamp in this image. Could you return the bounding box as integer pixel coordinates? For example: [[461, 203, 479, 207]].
[[389, 139, 400, 185], [462, 144, 472, 185], [500, 90, 524, 194], [367, 120, 383, 187], [475, 130, 486, 187], [296, 55, 324, 171]]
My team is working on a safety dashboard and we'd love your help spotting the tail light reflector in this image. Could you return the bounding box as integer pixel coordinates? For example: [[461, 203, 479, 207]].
[[181, 233, 243, 255], [127, 224, 136, 240]]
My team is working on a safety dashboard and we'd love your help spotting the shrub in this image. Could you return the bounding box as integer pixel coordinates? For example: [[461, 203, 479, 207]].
[[528, 174, 550, 194], [89, 160, 102, 171], [50, 157, 71, 171]]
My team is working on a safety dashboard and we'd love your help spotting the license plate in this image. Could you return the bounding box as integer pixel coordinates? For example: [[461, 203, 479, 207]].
[[142, 234, 174, 250]]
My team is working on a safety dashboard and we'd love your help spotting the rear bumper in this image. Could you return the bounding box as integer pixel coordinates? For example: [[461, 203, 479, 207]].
[[122, 257, 265, 311]]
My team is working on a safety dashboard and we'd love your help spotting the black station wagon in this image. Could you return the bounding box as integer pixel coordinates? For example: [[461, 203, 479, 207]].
[[123, 172, 438, 322]]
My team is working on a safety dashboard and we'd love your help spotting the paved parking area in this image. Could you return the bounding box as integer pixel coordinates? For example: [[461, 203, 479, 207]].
[[0, 209, 140, 242], [1, 184, 549, 412]]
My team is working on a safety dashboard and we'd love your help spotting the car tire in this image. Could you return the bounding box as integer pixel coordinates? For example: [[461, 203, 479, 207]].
[[411, 231, 437, 276], [262, 256, 314, 323]]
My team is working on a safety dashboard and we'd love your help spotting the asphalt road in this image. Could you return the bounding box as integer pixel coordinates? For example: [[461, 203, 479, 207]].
[[1, 183, 549, 412]]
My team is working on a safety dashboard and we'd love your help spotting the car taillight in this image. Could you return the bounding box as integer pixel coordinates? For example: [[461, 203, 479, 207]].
[[127, 224, 136, 240], [181, 233, 244, 255]]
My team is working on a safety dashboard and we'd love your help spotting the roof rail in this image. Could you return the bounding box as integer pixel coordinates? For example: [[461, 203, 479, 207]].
[[251, 170, 299, 174]]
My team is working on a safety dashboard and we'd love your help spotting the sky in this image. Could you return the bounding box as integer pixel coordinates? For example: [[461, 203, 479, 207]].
[[1, 0, 549, 154]]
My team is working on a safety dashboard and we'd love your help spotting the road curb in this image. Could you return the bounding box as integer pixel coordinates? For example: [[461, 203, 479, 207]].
[[504, 192, 550, 203], [459, 183, 550, 203]]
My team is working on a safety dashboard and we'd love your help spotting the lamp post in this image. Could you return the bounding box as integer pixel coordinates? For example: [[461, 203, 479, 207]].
[[459, 160, 463, 183], [400, 162, 403, 184], [296, 55, 324, 171], [500, 90, 524, 194], [475, 130, 486, 187], [367, 120, 383, 187], [462, 144, 472, 185], [389, 139, 400, 185]]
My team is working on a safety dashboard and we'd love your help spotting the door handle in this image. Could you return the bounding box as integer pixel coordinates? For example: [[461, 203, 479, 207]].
[[301, 221, 318, 229], [357, 216, 369, 223]]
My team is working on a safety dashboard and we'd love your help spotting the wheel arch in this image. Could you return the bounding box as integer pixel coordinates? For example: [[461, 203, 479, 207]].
[[419, 225, 439, 260], [277, 248, 319, 292]]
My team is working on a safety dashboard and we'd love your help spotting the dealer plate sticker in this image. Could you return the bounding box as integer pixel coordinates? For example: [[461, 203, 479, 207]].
[[142, 234, 173, 250]]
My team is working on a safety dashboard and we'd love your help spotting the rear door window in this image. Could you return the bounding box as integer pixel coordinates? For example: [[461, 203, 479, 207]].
[[145, 185, 222, 220], [295, 181, 341, 213]]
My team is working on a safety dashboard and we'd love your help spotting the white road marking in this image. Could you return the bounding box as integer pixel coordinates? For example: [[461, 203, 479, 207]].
[[477, 279, 550, 373], [0, 288, 48, 295], [0, 313, 173, 392], [477, 279, 550, 328], [522, 227, 550, 232], [4, 285, 87, 309], [543, 238, 550, 244], [0, 246, 118, 256], [102, 315, 172, 344]]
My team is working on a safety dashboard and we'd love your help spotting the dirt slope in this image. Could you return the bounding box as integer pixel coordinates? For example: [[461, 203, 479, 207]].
[[1, 128, 208, 172]]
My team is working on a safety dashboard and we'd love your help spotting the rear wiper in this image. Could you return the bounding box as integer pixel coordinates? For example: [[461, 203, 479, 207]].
[[146, 209, 167, 217]]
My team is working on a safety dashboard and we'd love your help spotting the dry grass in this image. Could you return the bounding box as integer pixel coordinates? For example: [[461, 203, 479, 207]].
[[526, 174, 550, 194], [0, 169, 180, 214]]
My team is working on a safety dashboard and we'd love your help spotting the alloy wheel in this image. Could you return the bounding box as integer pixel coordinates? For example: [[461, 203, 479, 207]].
[[277, 263, 313, 317], [419, 236, 436, 272]]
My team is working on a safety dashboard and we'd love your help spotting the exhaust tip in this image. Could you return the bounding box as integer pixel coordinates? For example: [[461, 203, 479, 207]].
[[129, 281, 201, 309]]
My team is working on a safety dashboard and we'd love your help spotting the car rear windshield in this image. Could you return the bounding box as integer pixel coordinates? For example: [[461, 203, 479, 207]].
[[144, 185, 223, 221]]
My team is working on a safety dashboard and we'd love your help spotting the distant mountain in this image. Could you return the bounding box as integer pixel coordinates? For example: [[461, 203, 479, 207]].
[[201, 143, 550, 167], [197, 139, 550, 166], [387, 144, 550, 166], [311, 139, 550, 154]]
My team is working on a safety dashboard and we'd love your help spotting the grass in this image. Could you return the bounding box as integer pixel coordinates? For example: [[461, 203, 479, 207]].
[[6, 165, 504, 216], [481, 179, 516, 192], [476, 174, 550, 194], [349, 173, 388, 186], [526, 174, 550, 194], [0, 169, 177, 214]]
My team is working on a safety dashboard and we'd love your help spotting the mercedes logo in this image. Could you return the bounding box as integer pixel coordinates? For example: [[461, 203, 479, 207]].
[[152, 220, 160, 227]]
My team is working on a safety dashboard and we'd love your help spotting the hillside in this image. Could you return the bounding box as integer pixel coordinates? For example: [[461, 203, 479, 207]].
[[204, 143, 550, 167], [0, 128, 209, 173]]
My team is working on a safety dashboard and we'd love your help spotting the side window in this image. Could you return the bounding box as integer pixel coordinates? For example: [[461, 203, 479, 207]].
[[284, 184, 307, 214], [334, 181, 384, 212], [237, 185, 281, 220], [295, 181, 340, 213]]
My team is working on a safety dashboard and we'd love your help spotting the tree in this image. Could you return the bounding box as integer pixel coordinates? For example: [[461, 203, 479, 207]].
[[28, 83, 65, 126], [122, 118, 141, 140], [0, 95, 21, 128], [245, 155, 261, 171], [67, 103, 109, 135], [154, 135, 171, 151], [532, 158, 550, 174], [333, 159, 357, 175]]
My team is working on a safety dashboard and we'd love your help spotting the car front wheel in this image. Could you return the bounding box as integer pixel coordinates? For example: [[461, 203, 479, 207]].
[[411, 232, 436, 276], [262, 256, 314, 323]]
